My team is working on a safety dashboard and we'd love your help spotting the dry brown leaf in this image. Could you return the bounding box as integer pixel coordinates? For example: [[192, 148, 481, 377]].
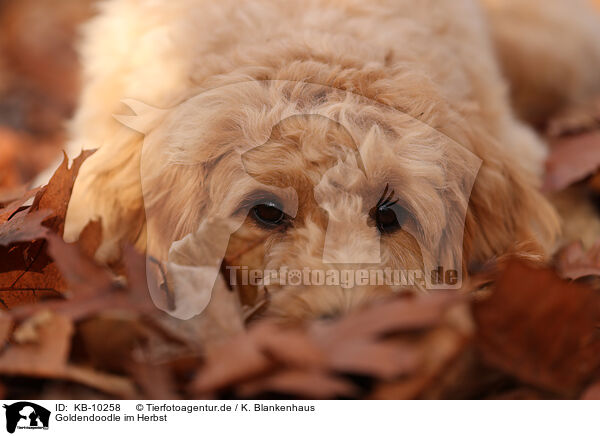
[[75, 316, 152, 374], [63, 365, 137, 399], [368, 304, 474, 399], [580, 380, 600, 399], [0, 312, 13, 347], [543, 131, 600, 192], [9, 239, 155, 323], [326, 340, 421, 380], [45, 231, 114, 297], [251, 322, 325, 369], [311, 294, 464, 380], [191, 293, 472, 399], [0, 187, 41, 223], [0, 239, 65, 309], [30, 150, 95, 236], [312, 293, 461, 345], [0, 150, 96, 309], [0, 311, 73, 377], [191, 332, 272, 394], [127, 360, 180, 400], [0, 209, 50, 246], [0, 225, 102, 311], [473, 260, 600, 397], [487, 388, 550, 400], [236, 369, 357, 399], [12, 310, 54, 343], [555, 240, 600, 280]]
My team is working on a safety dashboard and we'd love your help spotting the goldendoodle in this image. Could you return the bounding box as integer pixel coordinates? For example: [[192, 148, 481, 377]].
[[61, 0, 600, 320]]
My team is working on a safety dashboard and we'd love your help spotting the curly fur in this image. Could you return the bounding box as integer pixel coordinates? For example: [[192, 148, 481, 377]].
[[61, 0, 600, 320]]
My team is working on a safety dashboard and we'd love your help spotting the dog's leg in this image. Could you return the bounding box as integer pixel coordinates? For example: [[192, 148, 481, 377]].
[[482, 0, 600, 126]]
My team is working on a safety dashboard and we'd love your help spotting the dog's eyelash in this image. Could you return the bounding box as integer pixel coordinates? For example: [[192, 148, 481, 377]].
[[235, 190, 284, 215], [376, 184, 400, 209]]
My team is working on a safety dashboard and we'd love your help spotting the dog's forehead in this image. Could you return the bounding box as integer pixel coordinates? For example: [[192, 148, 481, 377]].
[[237, 115, 473, 194], [146, 81, 428, 141], [130, 80, 482, 195]]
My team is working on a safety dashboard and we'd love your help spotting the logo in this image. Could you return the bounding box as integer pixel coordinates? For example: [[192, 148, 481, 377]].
[[3, 402, 50, 433]]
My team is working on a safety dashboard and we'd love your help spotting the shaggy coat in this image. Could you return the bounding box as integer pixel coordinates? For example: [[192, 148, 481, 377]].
[[63, 0, 600, 320]]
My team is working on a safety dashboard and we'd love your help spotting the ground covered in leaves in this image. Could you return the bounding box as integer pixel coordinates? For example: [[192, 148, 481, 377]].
[[0, 0, 600, 400]]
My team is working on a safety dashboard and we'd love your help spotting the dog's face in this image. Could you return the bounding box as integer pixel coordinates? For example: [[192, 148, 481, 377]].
[[126, 81, 557, 322], [225, 113, 476, 321]]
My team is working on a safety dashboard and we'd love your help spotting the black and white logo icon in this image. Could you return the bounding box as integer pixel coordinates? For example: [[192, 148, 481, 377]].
[[3, 402, 50, 433]]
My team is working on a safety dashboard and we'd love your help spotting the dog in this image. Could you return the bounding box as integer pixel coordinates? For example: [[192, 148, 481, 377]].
[[60, 0, 600, 321]]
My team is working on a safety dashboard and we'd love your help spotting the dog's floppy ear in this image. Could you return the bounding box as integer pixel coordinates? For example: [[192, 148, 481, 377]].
[[462, 127, 560, 266], [64, 100, 169, 263]]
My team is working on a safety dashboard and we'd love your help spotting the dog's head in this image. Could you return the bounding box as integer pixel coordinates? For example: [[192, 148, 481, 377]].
[[71, 80, 559, 322]]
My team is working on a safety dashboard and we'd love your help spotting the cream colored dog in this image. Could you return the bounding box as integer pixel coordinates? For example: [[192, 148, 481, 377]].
[[62, 0, 600, 321]]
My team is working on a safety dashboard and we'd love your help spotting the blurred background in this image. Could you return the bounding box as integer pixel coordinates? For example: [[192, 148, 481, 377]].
[[0, 0, 95, 196]]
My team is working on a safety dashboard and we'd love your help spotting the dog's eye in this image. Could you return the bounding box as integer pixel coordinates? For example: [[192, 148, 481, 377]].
[[371, 185, 408, 234], [251, 202, 287, 228], [374, 203, 408, 234]]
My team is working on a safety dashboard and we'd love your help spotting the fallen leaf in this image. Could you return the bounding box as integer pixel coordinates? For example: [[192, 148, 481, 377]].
[[191, 332, 272, 394], [311, 293, 461, 344], [9, 238, 155, 322], [45, 231, 114, 297], [0, 187, 41, 223], [311, 293, 465, 380], [63, 365, 137, 399], [191, 293, 473, 399], [0, 312, 13, 347], [555, 240, 600, 280], [13, 310, 53, 344], [236, 369, 357, 399], [0, 311, 73, 377], [473, 260, 600, 397], [325, 340, 421, 380], [487, 388, 550, 400], [543, 131, 600, 192], [581, 380, 600, 399], [30, 150, 95, 236], [0, 209, 50, 246], [74, 315, 152, 374], [0, 239, 65, 309], [368, 303, 475, 399], [127, 360, 180, 400], [0, 150, 96, 309], [251, 323, 325, 369]]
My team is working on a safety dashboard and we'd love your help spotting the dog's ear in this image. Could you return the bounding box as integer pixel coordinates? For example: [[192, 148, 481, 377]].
[[64, 101, 169, 263], [462, 127, 560, 266]]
